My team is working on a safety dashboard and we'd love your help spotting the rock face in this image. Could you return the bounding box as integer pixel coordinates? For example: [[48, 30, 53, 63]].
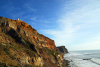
[[57, 46, 68, 54], [0, 17, 64, 67]]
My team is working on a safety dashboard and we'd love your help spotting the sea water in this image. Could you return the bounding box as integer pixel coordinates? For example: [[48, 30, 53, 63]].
[[64, 50, 100, 67]]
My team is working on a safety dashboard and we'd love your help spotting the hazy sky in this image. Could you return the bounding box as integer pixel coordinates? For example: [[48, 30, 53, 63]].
[[0, 0, 100, 51]]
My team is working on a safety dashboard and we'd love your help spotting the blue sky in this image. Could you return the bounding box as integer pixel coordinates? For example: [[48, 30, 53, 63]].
[[0, 0, 100, 51]]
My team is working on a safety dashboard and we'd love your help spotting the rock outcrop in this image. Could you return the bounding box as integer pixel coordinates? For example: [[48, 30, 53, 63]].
[[57, 46, 68, 54], [0, 17, 64, 67]]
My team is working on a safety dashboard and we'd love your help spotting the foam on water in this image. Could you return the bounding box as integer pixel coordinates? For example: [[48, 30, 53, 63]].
[[64, 50, 100, 67], [91, 58, 100, 65], [71, 59, 100, 67], [84, 53, 91, 55]]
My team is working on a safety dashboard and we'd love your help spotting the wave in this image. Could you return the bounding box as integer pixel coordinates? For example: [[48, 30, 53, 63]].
[[91, 58, 100, 65], [69, 58, 100, 67], [84, 52, 100, 56], [84, 53, 91, 55], [64, 52, 84, 57], [64, 51, 100, 67]]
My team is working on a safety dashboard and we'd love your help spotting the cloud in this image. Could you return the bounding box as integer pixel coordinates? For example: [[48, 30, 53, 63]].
[[41, 0, 100, 51]]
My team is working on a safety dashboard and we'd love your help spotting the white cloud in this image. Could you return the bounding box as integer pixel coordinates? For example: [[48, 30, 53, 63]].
[[41, 0, 100, 51]]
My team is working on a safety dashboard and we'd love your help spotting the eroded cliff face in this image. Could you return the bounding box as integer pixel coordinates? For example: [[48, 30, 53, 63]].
[[0, 17, 64, 67]]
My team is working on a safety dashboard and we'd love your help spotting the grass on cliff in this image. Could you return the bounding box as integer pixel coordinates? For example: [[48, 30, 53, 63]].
[[25, 40, 31, 48], [0, 65, 4, 67], [62, 60, 70, 67], [43, 47, 59, 56], [0, 43, 16, 60], [4, 48, 9, 55], [3, 47, 16, 60], [0, 43, 39, 67]]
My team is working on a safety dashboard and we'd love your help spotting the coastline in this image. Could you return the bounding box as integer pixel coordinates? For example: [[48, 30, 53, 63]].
[[62, 59, 70, 67], [56, 46, 70, 67], [62, 53, 70, 67], [63, 50, 100, 67]]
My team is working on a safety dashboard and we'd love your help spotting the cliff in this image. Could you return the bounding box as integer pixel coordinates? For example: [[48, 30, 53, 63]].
[[0, 17, 64, 67], [57, 46, 68, 54]]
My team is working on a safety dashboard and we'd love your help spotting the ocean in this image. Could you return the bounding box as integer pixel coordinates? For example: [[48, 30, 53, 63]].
[[64, 50, 100, 67]]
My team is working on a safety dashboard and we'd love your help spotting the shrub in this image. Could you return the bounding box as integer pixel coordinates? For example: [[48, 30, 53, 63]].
[[25, 40, 31, 48], [4, 47, 16, 60], [0, 65, 4, 67], [4, 48, 10, 55]]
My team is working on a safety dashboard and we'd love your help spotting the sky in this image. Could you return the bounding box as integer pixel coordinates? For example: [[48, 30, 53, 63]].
[[0, 0, 100, 51]]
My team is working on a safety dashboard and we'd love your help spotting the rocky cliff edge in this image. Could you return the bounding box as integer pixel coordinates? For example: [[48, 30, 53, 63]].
[[0, 17, 64, 67], [57, 46, 68, 54]]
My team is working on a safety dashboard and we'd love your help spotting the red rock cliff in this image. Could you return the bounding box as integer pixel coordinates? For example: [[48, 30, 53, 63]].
[[0, 17, 57, 51]]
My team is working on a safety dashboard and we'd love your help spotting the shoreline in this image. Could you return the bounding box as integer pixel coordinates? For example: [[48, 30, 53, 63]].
[[62, 59, 70, 67]]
